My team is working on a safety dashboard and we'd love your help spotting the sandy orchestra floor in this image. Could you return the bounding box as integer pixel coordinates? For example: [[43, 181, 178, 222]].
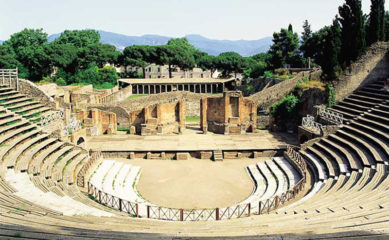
[[122, 158, 268, 209]]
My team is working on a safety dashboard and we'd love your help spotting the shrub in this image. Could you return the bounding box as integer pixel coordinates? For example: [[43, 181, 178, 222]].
[[270, 94, 299, 120], [56, 77, 67, 86], [264, 71, 274, 78], [327, 84, 336, 107], [274, 68, 289, 76], [297, 80, 325, 91]]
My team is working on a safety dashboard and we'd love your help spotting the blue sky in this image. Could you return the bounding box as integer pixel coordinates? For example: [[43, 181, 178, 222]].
[[0, 0, 386, 40]]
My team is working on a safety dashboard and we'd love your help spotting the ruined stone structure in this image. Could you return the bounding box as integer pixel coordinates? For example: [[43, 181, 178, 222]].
[[123, 63, 212, 79], [200, 91, 257, 134], [119, 78, 236, 95], [76, 108, 117, 136], [128, 99, 185, 135]]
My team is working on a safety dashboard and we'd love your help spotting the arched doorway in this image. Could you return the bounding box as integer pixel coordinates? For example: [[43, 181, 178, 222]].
[[77, 137, 86, 148]]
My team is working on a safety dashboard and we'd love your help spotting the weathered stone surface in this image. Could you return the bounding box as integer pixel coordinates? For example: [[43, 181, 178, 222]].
[[176, 152, 189, 160], [201, 91, 257, 135]]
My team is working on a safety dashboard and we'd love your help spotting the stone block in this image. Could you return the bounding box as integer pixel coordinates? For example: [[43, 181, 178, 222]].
[[200, 151, 212, 159], [129, 152, 135, 159], [176, 152, 189, 160]]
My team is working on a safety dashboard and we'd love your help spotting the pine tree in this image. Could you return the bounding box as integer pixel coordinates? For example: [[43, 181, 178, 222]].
[[339, 0, 366, 66], [301, 20, 312, 43], [367, 0, 385, 45], [385, 11, 389, 41], [378, 0, 386, 40], [300, 20, 313, 58]]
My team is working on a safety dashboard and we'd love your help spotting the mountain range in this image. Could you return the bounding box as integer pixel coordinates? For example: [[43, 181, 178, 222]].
[[1, 31, 272, 56], [48, 30, 272, 57]]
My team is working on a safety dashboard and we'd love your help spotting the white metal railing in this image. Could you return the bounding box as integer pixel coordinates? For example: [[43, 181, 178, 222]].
[[62, 117, 82, 136], [89, 126, 98, 136], [41, 110, 64, 126], [302, 115, 322, 132], [319, 108, 343, 125], [0, 68, 18, 90]]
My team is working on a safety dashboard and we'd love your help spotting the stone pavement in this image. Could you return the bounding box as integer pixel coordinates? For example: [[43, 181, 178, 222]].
[[86, 128, 296, 151]]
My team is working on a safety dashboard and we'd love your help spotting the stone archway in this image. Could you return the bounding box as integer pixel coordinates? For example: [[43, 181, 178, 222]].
[[77, 137, 86, 148], [299, 134, 309, 144]]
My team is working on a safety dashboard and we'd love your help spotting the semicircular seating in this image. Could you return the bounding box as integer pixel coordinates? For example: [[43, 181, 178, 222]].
[[0, 76, 387, 239]]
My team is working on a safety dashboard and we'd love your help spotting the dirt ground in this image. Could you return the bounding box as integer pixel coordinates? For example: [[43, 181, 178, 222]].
[[126, 158, 268, 209]]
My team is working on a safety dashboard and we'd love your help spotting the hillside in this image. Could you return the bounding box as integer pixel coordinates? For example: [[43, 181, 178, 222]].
[[48, 30, 272, 56]]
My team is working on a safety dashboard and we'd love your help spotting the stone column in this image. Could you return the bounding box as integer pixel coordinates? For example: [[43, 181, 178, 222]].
[[148, 85, 150, 94], [178, 100, 186, 133], [142, 85, 145, 94], [224, 93, 230, 134], [199, 84, 202, 93], [154, 85, 156, 94], [200, 98, 208, 133], [211, 84, 213, 94]]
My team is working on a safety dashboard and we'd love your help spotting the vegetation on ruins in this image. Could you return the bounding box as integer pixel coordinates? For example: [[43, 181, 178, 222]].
[[0, 0, 386, 93]]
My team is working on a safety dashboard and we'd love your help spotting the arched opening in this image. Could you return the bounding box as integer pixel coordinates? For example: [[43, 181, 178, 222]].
[[77, 137, 86, 148], [299, 134, 309, 144]]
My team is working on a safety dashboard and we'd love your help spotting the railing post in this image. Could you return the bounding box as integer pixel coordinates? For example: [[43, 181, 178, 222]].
[[216, 208, 220, 220], [136, 203, 139, 217], [119, 198, 122, 211], [248, 203, 251, 216], [180, 209, 184, 221], [275, 196, 279, 209], [147, 205, 150, 218], [98, 190, 101, 203], [87, 182, 90, 194], [258, 201, 262, 215]]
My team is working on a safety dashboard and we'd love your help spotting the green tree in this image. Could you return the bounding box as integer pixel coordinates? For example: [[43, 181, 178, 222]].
[[339, 0, 366, 66], [300, 20, 313, 58], [54, 30, 100, 48], [122, 45, 154, 78], [385, 11, 389, 41], [155, 38, 196, 78], [302, 19, 342, 81], [367, 0, 386, 45], [268, 26, 299, 69], [197, 54, 218, 76], [4, 28, 51, 81], [0, 44, 19, 69], [216, 52, 247, 78], [98, 66, 119, 87]]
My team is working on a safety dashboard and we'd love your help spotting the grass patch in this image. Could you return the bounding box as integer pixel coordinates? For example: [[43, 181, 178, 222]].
[[117, 126, 130, 132], [185, 116, 200, 122], [297, 80, 325, 91], [256, 126, 268, 130], [7, 120, 18, 126], [55, 156, 63, 165], [127, 94, 148, 99]]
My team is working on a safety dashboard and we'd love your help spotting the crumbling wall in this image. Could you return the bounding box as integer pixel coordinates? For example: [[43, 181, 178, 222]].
[[18, 79, 56, 108], [334, 42, 389, 101], [248, 70, 321, 110], [201, 91, 257, 134]]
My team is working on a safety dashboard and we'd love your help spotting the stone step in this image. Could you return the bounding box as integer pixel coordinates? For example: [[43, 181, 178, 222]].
[[349, 93, 383, 103], [357, 90, 389, 100], [213, 150, 223, 161], [336, 130, 381, 165], [314, 142, 349, 173], [328, 134, 367, 168], [0, 97, 33, 107], [321, 138, 356, 171], [307, 146, 338, 177], [342, 125, 389, 159], [338, 101, 369, 112], [343, 97, 377, 108]]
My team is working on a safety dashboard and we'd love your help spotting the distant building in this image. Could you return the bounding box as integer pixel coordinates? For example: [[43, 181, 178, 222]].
[[121, 64, 212, 79]]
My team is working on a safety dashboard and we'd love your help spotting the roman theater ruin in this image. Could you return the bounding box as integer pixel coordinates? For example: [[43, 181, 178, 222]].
[[0, 42, 387, 239]]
